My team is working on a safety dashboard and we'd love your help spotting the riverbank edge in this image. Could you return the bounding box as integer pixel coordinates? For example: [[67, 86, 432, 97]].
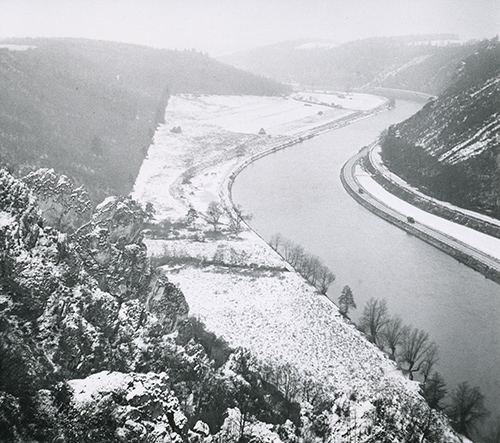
[[340, 146, 500, 284], [221, 101, 390, 258], [365, 144, 500, 238]]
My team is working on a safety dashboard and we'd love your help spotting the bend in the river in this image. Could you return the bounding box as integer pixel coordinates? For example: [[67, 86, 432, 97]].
[[232, 99, 500, 424]]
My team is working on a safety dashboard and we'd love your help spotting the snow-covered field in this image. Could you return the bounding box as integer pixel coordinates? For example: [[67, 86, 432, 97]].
[[132, 94, 356, 220], [292, 91, 387, 111], [162, 94, 352, 136], [145, 234, 288, 270], [164, 264, 419, 401], [355, 165, 500, 260]]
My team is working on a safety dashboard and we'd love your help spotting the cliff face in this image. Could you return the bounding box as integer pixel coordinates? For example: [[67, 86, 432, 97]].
[[0, 168, 302, 442], [381, 39, 500, 217]]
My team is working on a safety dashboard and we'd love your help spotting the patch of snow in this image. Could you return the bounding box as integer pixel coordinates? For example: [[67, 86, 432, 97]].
[[292, 91, 387, 111], [0, 211, 14, 227], [95, 196, 117, 211], [145, 234, 287, 269], [408, 39, 464, 47], [0, 44, 36, 51], [382, 55, 432, 78], [295, 41, 338, 50], [69, 371, 132, 404], [439, 113, 500, 164]]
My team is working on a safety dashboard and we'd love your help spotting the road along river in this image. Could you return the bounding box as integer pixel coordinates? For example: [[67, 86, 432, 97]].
[[232, 99, 500, 423]]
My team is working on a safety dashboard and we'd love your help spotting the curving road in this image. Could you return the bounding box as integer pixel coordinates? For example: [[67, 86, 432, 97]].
[[341, 145, 500, 283]]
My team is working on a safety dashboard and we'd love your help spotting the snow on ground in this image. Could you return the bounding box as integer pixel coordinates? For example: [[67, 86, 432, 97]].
[[371, 144, 500, 227], [145, 234, 287, 269], [69, 371, 132, 404], [292, 91, 387, 111], [0, 211, 13, 227], [295, 41, 339, 50], [408, 39, 465, 47], [355, 165, 500, 260], [439, 112, 500, 164], [164, 264, 419, 400], [132, 94, 356, 220], [164, 94, 352, 136], [0, 44, 36, 51], [379, 55, 432, 79], [132, 92, 423, 405]]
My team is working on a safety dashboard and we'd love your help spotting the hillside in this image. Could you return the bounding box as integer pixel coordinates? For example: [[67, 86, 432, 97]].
[[0, 168, 305, 442], [220, 35, 486, 95], [0, 38, 287, 201], [380, 39, 500, 218]]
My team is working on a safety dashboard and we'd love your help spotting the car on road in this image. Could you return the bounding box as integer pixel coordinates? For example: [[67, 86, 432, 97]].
[[406, 216, 415, 224]]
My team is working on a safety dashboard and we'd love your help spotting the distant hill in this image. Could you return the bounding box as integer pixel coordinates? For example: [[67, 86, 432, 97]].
[[220, 35, 486, 95], [380, 38, 500, 217], [0, 38, 288, 201]]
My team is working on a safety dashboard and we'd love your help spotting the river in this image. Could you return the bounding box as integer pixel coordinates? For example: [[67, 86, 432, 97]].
[[232, 100, 500, 426]]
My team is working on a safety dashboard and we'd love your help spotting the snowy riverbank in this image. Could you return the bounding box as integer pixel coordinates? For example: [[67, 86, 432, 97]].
[[341, 144, 500, 282], [132, 93, 462, 440]]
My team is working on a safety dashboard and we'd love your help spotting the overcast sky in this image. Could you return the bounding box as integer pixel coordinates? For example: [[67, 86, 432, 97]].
[[0, 0, 498, 55]]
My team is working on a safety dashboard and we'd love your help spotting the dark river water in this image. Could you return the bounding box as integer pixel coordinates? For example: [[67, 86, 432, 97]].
[[233, 100, 500, 425]]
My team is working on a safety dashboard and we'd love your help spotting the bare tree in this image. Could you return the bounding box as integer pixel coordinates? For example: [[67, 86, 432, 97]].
[[447, 382, 489, 438], [301, 255, 322, 285], [288, 244, 305, 268], [317, 265, 336, 295], [422, 371, 447, 410], [269, 233, 283, 250], [275, 363, 301, 403], [399, 327, 433, 380], [228, 204, 252, 234], [301, 374, 322, 404], [381, 316, 406, 359], [270, 235, 336, 295], [338, 285, 355, 315], [280, 238, 294, 262], [359, 298, 388, 347], [206, 201, 224, 231], [420, 344, 439, 383]]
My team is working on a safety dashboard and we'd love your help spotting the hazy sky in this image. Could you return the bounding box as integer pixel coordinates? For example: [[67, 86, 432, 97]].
[[0, 0, 498, 55]]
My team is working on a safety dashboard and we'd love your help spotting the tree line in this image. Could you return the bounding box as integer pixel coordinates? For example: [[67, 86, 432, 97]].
[[264, 231, 493, 440], [269, 233, 336, 295], [357, 297, 490, 439]]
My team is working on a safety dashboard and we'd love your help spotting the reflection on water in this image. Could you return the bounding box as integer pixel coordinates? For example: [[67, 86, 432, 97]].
[[233, 100, 500, 423]]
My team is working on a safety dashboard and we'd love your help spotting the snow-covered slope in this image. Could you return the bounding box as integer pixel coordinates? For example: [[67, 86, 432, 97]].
[[381, 39, 500, 218]]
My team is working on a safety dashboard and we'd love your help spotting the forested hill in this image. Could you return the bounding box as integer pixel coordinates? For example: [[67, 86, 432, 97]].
[[220, 35, 488, 95], [380, 38, 500, 217], [0, 38, 288, 201]]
